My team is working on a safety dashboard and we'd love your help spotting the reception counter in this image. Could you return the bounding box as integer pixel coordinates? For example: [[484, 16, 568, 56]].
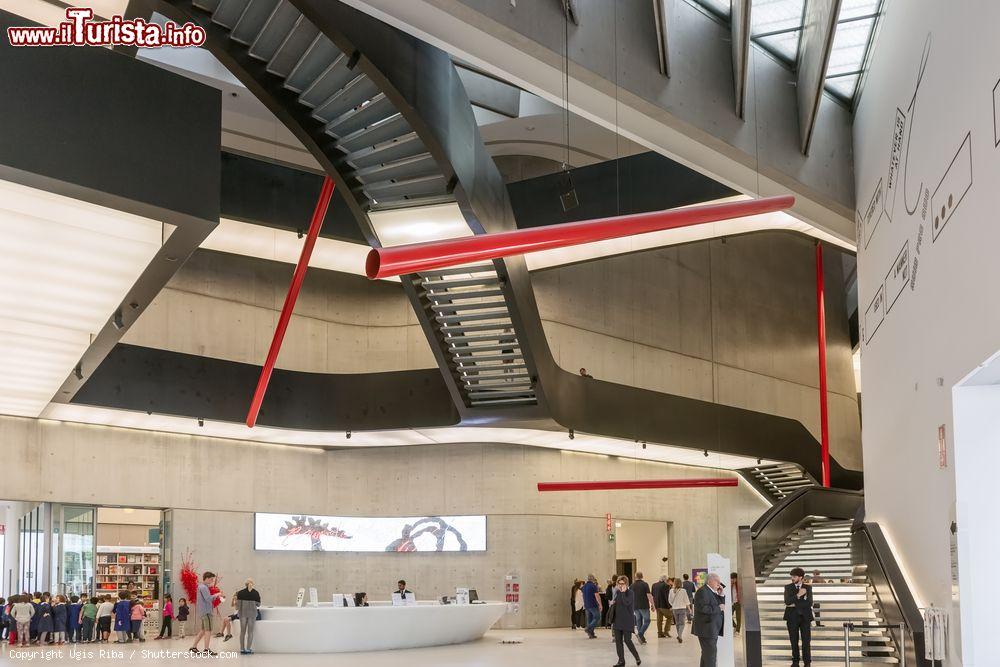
[[253, 601, 506, 653]]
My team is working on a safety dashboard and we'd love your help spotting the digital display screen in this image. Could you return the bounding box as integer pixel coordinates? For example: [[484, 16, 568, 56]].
[[254, 513, 487, 552]]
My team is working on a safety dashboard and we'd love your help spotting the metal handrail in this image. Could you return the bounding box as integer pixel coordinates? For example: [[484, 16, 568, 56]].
[[737, 526, 762, 667], [843, 622, 905, 667]]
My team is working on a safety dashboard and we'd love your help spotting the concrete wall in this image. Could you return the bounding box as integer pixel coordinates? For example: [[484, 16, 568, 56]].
[[123, 249, 435, 373], [530, 232, 862, 470], [853, 3, 1000, 663], [0, 414, 767, 628]]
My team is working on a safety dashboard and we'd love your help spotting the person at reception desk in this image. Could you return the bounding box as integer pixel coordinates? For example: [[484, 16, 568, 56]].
[[354, 593, 369, 608], [395, 581, 412, 599]]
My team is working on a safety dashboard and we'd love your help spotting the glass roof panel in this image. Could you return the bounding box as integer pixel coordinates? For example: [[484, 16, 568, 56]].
[[695, 0, 732, 18], [685, 0, 883, 103], [825, 73, 859, 100], [826, 16, 874, 77], [756, 29, 802, 64], [751, 0, 806, 36], [837, 0, 880, 21]]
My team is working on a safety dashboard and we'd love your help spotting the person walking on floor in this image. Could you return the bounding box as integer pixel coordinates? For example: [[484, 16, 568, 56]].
[[190, 571, 222, 656], [784, 567, 814, 667], [669, 578, 692, 643], [610, 576, 641, 666], [692, 573, 726, 667], [235, 578, 261, 655], [651, 575, 672, 639], [682, 573, 696, 598], [581, 574, 602, 638], [630, 572, 654, 644], [570, 580, 581, 629], [604, 578, 616, 628]]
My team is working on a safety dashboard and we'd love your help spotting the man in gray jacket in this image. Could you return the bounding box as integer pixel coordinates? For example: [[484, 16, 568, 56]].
[[692, 573, 726, 667]]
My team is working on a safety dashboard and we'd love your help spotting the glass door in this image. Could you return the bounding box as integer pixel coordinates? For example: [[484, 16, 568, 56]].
[[56, 505, 96, 597]]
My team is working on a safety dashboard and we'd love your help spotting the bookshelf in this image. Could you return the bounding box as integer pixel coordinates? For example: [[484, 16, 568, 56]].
[[95, 545, 160, 606]]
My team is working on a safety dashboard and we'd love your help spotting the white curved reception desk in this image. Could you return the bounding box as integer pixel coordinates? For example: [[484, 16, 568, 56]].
[[253, 602, 506, 653]]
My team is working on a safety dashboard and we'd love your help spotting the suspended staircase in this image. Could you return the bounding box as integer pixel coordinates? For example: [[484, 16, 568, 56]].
[[757, 518, 898, 664]]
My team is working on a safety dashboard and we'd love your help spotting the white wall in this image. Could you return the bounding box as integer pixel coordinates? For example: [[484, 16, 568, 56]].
[[854, 3, 1000, 664], [615, 520, 670, 581]]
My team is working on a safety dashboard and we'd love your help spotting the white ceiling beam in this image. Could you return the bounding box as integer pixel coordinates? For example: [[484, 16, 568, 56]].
[[731, 0, 751, 118], [652, 0, 670, 78], [797, 0, 843, 153]]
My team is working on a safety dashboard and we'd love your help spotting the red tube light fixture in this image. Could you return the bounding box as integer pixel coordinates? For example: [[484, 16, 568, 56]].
[[537, 478, 739, 492], [366, 195, 795, 279], [815, 242, 831, 487], [246, 176, 336, 428]]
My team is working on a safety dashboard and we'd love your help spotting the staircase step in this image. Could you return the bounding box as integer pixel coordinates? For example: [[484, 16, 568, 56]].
[[431, 300, 508, 313], [266, 16, 318, 77], [460, 364, 528, 375], [362, 173, 449, 200], [355, 152, 438, 184], [247, 1, 299, 61], [323, 93, 395, 137], [211, 0, 251, 28], [420, 264, 496, 278], [229, 0, 280, 44], [344, 131, 424, 168], [285, 35, 340, 92], [314, 75, 380, 122], [428, 288, 505, 302], [422, 276, 501, 291], [368, 193, 456, 210], [454, 354, 523, 365], [298, 54, 352, 109]]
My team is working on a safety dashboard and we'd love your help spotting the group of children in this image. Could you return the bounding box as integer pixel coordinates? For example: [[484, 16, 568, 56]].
[[0, 592, 190, 647]]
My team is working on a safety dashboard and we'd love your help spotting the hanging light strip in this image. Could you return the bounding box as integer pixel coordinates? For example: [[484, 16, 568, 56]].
[[365, 195, 794, 279], [537, 478, 739, 492]]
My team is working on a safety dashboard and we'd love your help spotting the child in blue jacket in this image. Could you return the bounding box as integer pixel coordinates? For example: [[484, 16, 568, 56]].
[[113, 592, 131, 643], [68, 595, 82, 643]]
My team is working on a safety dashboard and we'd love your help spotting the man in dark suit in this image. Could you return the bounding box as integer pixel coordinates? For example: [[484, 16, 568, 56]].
[[784, 567, 813, 666], [692, 573, 725, 667]]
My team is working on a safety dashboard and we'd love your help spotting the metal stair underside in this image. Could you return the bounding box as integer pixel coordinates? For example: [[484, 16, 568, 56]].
[[748, 463, 817, 503], [758, 519, 899, 665], [188, 0, 539, 410], [418, 264, 537, 407], [191, 0, 454, 212]]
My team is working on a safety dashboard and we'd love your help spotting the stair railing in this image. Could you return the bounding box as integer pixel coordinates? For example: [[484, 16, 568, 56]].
[[851, 523, 929, 666]]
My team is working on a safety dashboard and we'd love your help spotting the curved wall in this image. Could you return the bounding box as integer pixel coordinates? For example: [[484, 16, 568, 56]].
[[123, 249, 435, 373], [530, 232, 862, 470]]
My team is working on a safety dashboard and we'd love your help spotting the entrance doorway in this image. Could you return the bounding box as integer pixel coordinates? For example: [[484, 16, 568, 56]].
[[616, 559, 636, 582], [615, 520, 670, 582]]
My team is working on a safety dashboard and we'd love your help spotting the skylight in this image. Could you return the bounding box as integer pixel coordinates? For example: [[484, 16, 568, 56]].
[[687, 0, 883, 105]]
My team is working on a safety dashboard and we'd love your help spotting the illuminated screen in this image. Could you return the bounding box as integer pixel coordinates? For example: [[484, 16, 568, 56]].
[[254, 513, 487, 552]]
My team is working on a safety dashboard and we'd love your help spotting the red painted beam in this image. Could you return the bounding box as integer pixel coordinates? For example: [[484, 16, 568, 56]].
[[537, 478, 739, 492], [366, 195, 795, 279], [246, 176, 336, 428], [816, 242, 831, 487]]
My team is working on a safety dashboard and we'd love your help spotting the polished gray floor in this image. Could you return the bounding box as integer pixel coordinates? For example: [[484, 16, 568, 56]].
[[0, 627, 739, 665]]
